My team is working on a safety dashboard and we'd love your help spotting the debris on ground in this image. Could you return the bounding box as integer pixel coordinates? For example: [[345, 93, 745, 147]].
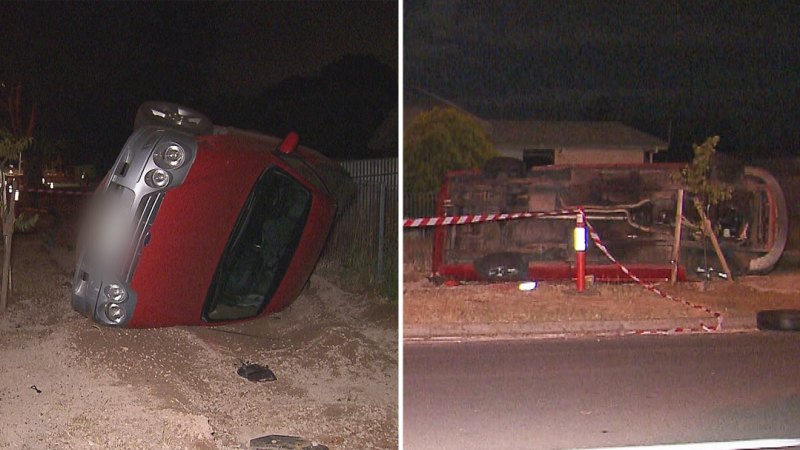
[[250, 434, 329, 450], [237, 361, 277, 382]]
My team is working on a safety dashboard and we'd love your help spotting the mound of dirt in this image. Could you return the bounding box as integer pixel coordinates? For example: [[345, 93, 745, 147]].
[[0, 208, 397, 449]]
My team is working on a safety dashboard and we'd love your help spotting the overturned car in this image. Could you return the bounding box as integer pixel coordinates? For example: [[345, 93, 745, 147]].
[[433, 158, 788, 282], [72, 102, 354, 327]]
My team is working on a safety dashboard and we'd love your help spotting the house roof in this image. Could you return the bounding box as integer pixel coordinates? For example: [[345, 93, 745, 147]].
[[404, 88, 491, 130], [486, 120, 668, 152]]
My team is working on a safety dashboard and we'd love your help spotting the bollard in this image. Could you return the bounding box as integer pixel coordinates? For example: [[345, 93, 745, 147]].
[[574, 210, 587, 292]]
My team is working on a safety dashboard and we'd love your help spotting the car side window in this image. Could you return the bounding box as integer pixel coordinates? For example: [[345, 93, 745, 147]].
[[204, 168, 311, 322]]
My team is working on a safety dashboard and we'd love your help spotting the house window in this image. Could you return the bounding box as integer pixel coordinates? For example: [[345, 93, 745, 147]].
[[523, 149, 555, 169]]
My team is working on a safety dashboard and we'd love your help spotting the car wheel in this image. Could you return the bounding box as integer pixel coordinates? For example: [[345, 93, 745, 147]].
[[134, 101, 214, 135], [742, 166, 789, 275], [474, 252, 527, 281], [756, 309, 800, 331]]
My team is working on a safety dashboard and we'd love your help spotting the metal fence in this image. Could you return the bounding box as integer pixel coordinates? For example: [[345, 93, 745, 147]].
[[319, 158, 398, 277], [403, 190, 438, 238], [403, 190, 438, 220]]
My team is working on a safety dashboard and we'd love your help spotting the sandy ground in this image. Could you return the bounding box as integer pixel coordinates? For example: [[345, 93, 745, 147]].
[[404, 232, 800, 329], [404, 275, 800, 326], [0, 208, 397, 449]]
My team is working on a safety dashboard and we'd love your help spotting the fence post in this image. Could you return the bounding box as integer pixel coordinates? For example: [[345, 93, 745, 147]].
[[574, 210, 587, 293], [670, 189, 684, 284], [1, 178, 17, 311]]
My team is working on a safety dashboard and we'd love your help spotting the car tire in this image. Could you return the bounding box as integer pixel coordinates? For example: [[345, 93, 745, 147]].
[[742, 166, 789, 275], [482, 157, 526, 179], [756, 309, 800, 331], [134, 101, 214, 135], [474, 252, 527, 281]]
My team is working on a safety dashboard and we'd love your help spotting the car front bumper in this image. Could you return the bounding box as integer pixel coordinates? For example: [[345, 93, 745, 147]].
[[71, 127, 197, 326]]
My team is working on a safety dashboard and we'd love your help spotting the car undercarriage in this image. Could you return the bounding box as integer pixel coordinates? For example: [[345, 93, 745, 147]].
[[434, 161, 788, 282]]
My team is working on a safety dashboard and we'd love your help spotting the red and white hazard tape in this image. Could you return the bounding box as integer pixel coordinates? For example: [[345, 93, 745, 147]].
[[407, 206, 726, 334], [403, 209, 577, 228], [580, 209, 724, 334]]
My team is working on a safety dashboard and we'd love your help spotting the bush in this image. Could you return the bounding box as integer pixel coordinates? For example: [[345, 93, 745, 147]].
[[404, 107, 498, 193]]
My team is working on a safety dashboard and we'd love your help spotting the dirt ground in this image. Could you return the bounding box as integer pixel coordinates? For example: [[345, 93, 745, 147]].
[[0, 205, 397, 449], [404, 232, 800, 329]]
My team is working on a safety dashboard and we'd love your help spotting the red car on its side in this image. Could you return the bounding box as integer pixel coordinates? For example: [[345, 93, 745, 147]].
[[72, 102, 353, 327], [433, 158, 788, 283]]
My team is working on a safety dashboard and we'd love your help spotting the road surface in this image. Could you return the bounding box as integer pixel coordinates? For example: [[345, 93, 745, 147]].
[[404, 333, 800, 449]]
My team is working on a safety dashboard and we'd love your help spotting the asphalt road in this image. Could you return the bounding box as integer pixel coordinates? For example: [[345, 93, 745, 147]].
[[404, 333, 800, 450]]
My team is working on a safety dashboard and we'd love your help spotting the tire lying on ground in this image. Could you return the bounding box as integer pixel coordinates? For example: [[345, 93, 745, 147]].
[[756, 310, 800, 331]]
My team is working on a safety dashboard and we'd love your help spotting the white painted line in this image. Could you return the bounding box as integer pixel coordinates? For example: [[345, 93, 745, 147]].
[[576, 438, 800, 450]]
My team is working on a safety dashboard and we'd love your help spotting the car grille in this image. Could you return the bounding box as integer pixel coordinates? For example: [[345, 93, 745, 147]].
[[123, 192, 164, 282]]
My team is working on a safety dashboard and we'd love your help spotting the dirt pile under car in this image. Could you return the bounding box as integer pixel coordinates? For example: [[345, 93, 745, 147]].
[[0, 206, 397, 449]]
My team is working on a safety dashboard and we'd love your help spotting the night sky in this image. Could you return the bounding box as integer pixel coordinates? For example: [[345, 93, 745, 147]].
[[404, 1, 799, 162], [4, 1, 798, 171], [0, 1, 397, 172]]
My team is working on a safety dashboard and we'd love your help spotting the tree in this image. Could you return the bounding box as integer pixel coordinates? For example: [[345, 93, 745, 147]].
[[210, 54, 396, 159], [0, 130, 32, 311], [0, 84, 35, 138], [404, 107, 498, 193], [676, 135, 734, 280], [0, 84, 36, 311], [0, 129, 30, 161]]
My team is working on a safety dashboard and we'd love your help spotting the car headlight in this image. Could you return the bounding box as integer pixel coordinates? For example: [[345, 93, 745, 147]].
[[145, 168, 170, 189], [154, 144, 186, 169], [104, 283, 127, 303], [104, 303, 126, 324]]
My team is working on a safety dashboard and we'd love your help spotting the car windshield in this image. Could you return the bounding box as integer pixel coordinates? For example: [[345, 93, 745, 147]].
[[204, 167, 311, 321]]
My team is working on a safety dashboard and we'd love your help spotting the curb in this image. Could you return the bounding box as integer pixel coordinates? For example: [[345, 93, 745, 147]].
[[403, 315, 757, 342]]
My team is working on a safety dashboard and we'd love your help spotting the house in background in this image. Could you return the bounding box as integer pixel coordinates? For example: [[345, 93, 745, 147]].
[[404, 89, 669, 169], [485, 120, 669, 169]]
